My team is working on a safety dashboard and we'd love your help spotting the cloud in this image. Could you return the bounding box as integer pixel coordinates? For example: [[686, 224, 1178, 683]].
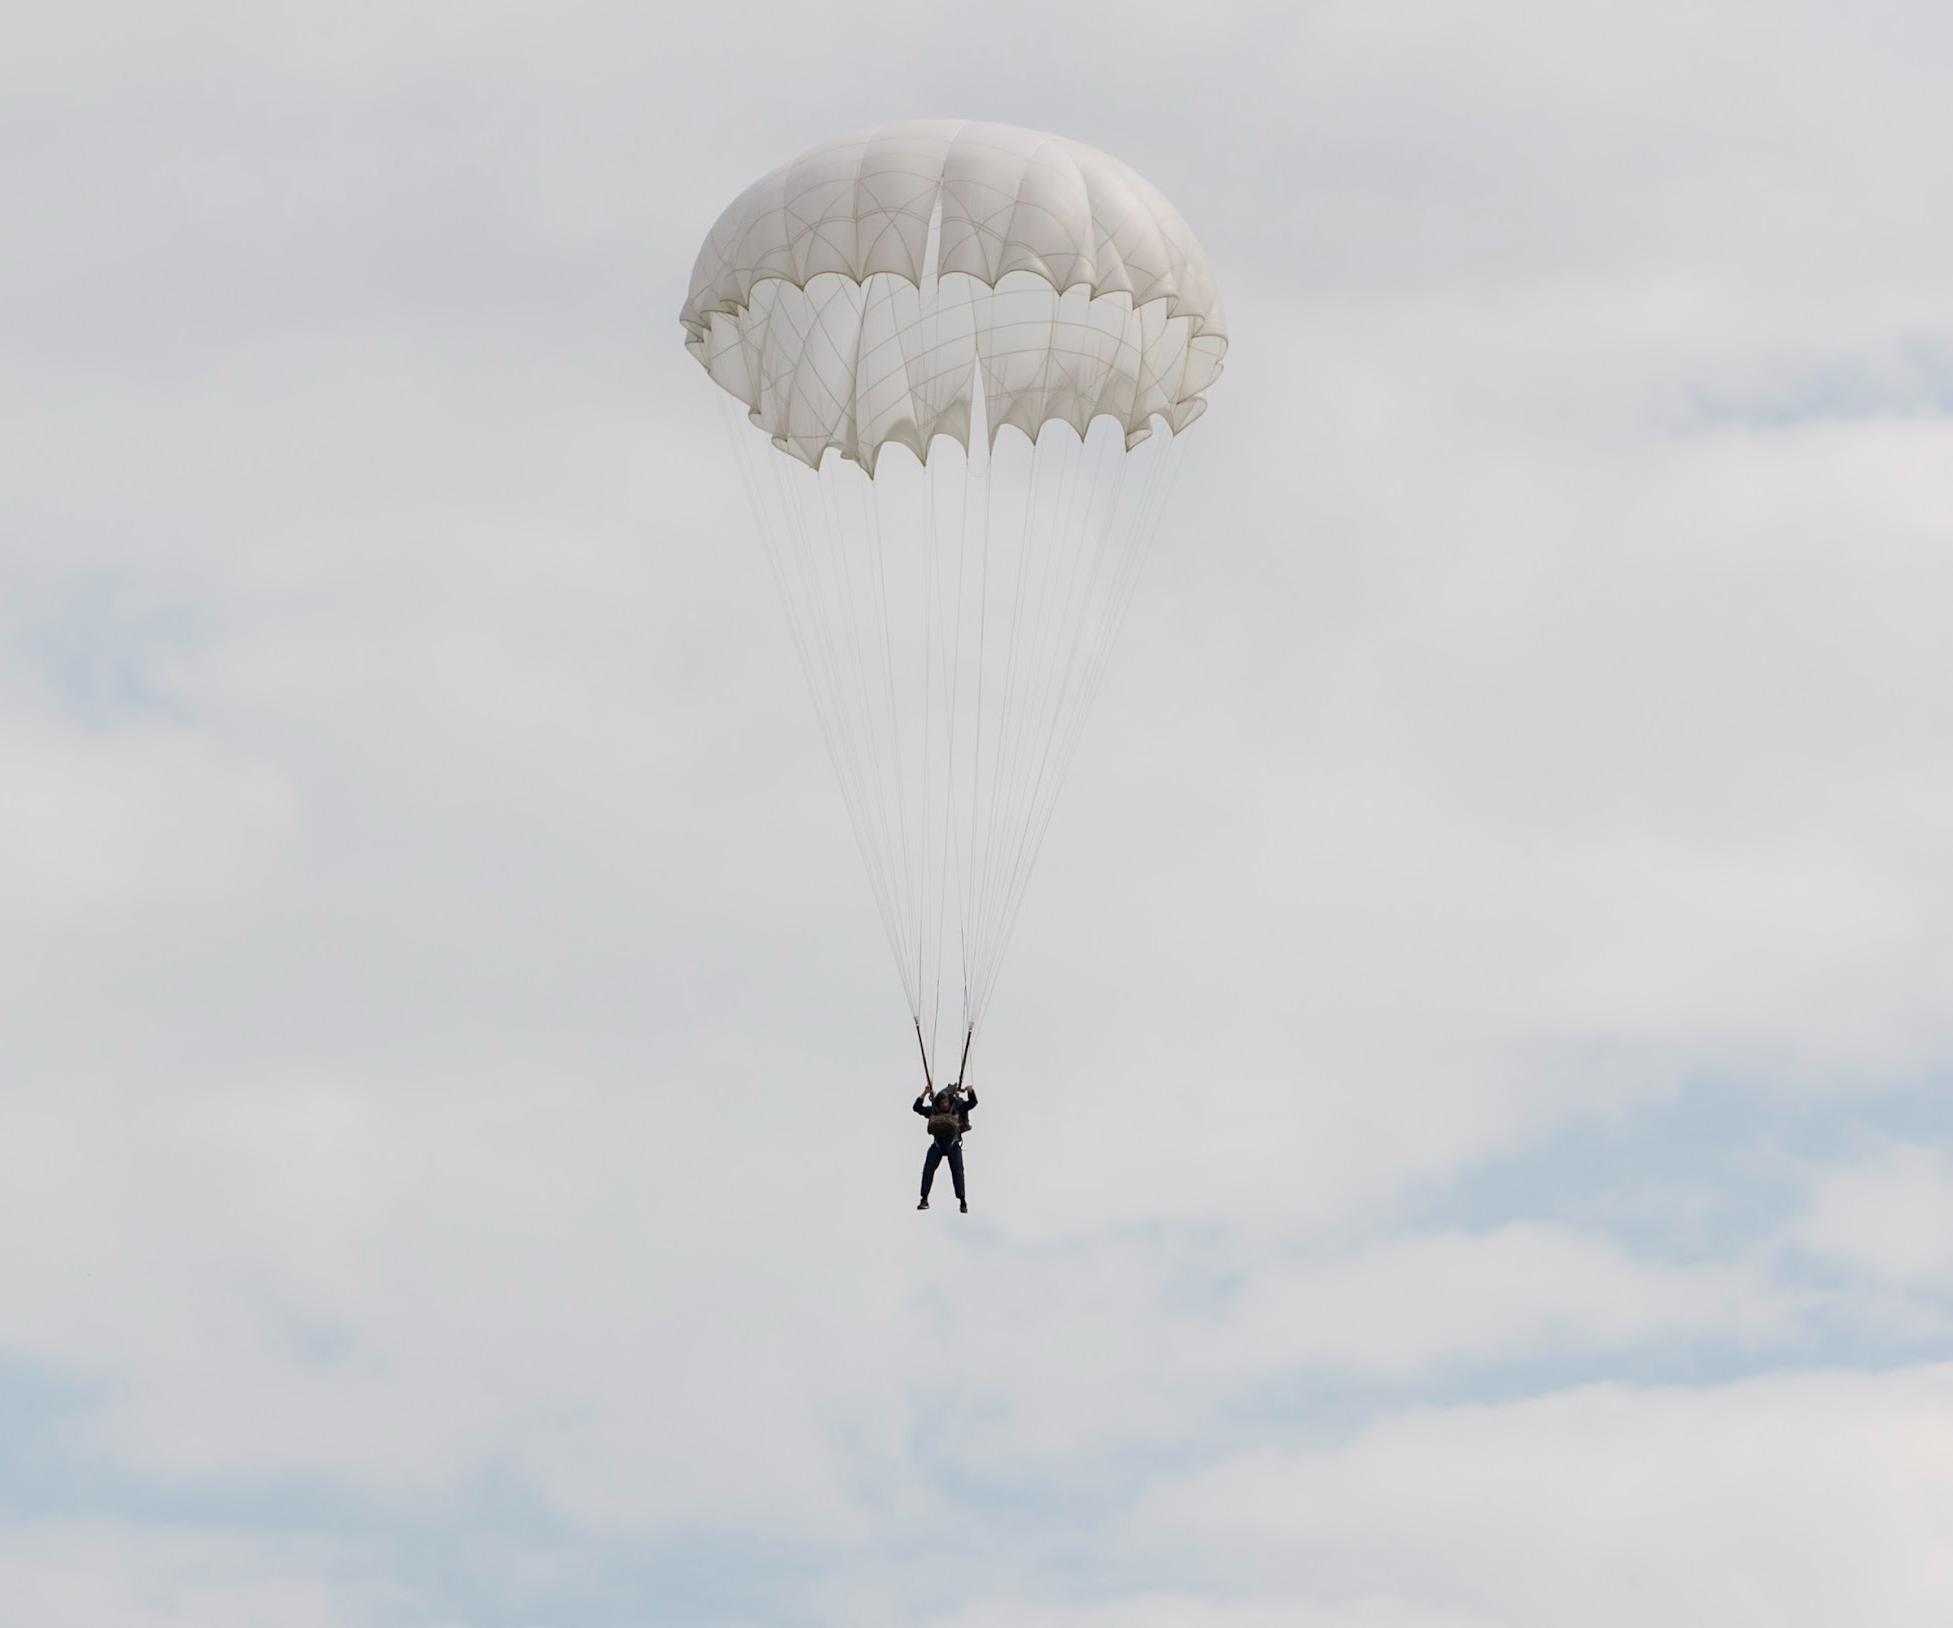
[[1796, 1146, 1953, 1286], [1205, 1223, 1793, 1376], [5, 0, 1953, 1623], [0, 1524, 413, 1628], [1136, 1366, 1953, 1628], [925, 1596, 1497, 1628]]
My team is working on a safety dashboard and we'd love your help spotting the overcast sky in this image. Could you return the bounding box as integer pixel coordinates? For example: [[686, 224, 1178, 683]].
[[6, 2, 1953, 1624]]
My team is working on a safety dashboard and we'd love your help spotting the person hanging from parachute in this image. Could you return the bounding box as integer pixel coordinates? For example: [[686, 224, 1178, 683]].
[[913, 1080, 976, 1212], [912, 1020, 974, 1211]]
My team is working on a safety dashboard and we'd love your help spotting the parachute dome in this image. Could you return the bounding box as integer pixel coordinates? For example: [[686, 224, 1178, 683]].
[[680, 119, 1227, 472]]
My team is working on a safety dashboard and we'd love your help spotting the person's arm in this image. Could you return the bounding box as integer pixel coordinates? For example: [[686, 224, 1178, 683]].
[[913, 1094, 932, 1116], [962, 1087, 978, 1111]]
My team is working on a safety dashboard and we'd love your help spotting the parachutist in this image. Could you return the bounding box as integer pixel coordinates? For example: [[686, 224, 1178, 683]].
[[914, 1083, 977, 1211]]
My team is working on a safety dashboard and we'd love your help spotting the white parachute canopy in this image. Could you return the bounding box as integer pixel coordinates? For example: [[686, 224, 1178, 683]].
[[682, 120, 1227, 1086]]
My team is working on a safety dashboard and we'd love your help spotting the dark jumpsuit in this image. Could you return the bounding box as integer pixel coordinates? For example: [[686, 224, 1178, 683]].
[[914, 1088, 978, 1202]]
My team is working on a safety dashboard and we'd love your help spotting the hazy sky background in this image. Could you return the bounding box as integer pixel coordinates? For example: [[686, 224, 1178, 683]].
[[6, 2, 1953, 1623]]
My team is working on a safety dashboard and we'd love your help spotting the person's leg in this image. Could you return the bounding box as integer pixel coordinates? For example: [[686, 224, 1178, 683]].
[[947, 1144, 965, 1204], [921, 1141, 944, 1202]]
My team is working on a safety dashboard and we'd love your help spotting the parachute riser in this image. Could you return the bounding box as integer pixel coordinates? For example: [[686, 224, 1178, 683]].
[[913, 1017, 935, 1095], [913, 1021, 976, 1094]]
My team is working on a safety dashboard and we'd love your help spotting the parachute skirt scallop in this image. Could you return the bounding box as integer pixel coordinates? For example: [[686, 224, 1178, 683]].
[[694, 268, 1218, 473], [715, 382, 1183, 1086]]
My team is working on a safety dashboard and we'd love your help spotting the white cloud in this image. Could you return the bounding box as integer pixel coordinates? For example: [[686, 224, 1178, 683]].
[[0, 1065, 1810, 1529], [1207, 1223, 1793, 1376], [0, 1525, 414, 1628], [1137, 1366, 1953, 1628], [5, 0, 1953, 1622], [1796, 1146, 1953, 1286], [926, 1596, 1496, 1628]]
